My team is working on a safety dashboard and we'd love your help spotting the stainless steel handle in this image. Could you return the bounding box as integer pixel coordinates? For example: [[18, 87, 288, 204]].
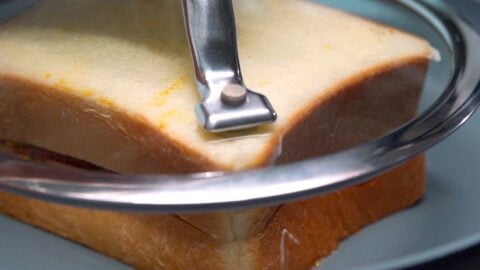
[[182, 0, 242, 99], [182, 0, 277, 132]]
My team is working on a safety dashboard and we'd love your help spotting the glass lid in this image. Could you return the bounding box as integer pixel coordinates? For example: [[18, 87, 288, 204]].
[[0, 0, 479, 212]]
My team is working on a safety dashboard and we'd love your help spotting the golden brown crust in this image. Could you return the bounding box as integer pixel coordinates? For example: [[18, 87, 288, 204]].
[[0, 74, 223, 173], [0, 193, 227, 270], [0, 156, 425, 270], [256, 156, 425, 270], [261, 57, 428, 165]]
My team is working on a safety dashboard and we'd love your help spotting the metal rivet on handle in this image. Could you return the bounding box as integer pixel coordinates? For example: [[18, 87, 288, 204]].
[[221, 84, 247, 106]]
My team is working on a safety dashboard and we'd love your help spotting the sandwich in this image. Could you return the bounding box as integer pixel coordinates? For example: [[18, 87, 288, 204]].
[[0, 0, 433, 269]]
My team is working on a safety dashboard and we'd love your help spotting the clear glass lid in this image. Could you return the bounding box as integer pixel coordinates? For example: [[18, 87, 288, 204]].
[[0, 0, 479, 212]]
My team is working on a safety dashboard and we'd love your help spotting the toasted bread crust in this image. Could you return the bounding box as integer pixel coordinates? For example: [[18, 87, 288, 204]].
[[0, 156, 424, 270], [271, 58, 427, 165], [256, 156, 425, 269], [0, 74, 223, 174]]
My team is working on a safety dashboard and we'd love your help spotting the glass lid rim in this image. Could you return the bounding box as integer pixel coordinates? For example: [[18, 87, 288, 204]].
[[1, 0, 480, 212]]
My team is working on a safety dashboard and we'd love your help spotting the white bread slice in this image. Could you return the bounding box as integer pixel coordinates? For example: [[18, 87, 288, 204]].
[[0, 0, 431, 266], [0, 0, 431, 171]]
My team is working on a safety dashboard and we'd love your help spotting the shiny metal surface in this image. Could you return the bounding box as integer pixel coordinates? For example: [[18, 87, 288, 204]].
[[0, 0, 479, 212], [182, 0, 277, 132]]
